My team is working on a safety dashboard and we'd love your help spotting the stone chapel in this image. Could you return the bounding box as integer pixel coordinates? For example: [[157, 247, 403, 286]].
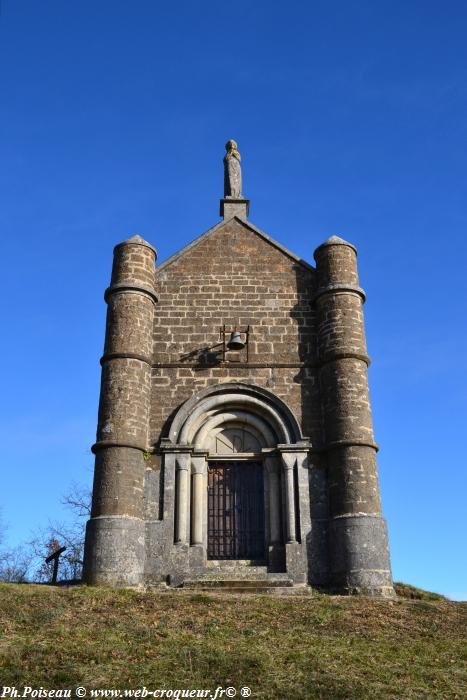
[[83, 140, 394, 596]]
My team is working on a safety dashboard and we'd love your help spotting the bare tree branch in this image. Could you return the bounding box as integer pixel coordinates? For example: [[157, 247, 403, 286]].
[[0, 481, 91, 583], [60, 482, 92, 518]]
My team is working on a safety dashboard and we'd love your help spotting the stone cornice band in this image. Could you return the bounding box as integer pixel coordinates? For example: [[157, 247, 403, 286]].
[[91, 438, 379, 456], [331, 512, 383, 520], [312, 284, 366, 304], [318, 351, 371, 367], [101, 352, 152, 366], [320, 439, 379, 453], [92, 440, 150, 454], [104, 283, 159, 305], [159, 442, 311, 455], [151, 351, 371, 370], [152, 362, 312, 369]]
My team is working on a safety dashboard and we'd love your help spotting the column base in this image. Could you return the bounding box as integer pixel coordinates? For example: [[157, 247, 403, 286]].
[[285, 541, 307, 583], [83, 515, 145, 587], [329, 514, 394, 597]]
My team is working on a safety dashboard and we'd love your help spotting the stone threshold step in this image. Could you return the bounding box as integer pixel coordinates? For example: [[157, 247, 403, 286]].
[[207, 560, 266, 566], [179, 585, 311, 596], [198, 571, 289, 581], [181, 579, 293, 588]]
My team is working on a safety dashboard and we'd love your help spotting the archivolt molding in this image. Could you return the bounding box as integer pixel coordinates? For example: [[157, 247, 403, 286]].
[[164, 383, 310, 551], [165, 383, 307, 451], [179, 394, 289, 445], [193, 411, 274, 452]]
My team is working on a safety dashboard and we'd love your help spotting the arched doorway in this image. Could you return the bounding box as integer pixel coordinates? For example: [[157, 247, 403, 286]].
[[206, 426, 266, 561], [161, 383, 311, 579]]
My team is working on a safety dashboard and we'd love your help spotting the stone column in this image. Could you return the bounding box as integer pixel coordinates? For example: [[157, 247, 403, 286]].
[[83, 235, 157, 586], [281, 453, 297, 543], [264, 453, 284, 572], [191, 456, 206, 546], [175, 452, 191, 545], [278, 447, 310, 583], [265, 456, 281, 544], [314, 235, 393, 596]]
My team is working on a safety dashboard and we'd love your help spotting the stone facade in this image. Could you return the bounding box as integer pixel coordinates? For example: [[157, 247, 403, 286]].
[[83, 157, 393, 596]]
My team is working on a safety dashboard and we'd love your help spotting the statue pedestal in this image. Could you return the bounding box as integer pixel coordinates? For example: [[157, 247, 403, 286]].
[[220, 198, 250, 220]]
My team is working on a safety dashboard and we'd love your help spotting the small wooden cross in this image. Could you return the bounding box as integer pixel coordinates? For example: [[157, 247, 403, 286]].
[[45, 546, 67, 584]]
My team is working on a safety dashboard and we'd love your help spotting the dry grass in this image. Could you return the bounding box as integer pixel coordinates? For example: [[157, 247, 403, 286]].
[[0, 583, 465, 699]]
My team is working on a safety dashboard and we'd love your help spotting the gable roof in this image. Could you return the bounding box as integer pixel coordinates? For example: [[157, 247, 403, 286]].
[[156, 216, 315, 274]]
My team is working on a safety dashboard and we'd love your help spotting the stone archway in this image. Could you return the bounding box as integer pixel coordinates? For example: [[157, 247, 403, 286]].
[[161, 383, 311, 579]]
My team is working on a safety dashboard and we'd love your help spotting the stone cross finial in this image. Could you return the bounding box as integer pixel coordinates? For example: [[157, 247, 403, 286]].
[[223, 139, 242, 198]]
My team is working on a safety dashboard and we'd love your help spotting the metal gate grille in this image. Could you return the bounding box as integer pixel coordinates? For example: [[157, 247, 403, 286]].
[[207, 461, 265, 560]]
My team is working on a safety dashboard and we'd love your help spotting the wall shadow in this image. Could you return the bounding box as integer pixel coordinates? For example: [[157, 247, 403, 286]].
[[291, 262, 330, 588]]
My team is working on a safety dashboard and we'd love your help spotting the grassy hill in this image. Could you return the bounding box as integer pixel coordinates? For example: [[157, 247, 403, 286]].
[[0, 583, 465, 699]]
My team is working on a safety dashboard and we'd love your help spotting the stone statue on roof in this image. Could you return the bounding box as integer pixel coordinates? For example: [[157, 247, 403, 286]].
[[223, 139, 242, 198]]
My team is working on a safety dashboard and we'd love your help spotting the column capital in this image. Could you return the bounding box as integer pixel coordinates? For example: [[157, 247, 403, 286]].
[[159, 440, 193, 453], [277, 442, 311, 451], [281, 453, 297, 470], [175, 452, 191, 471], [277, 445, 308, 469], [191, 455, 207, 475]]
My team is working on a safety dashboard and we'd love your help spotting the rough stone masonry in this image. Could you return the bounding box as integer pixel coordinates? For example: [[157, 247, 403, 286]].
[[83, 140, 394, 595]]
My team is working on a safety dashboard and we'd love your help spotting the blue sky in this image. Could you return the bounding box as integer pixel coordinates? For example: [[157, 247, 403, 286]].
[[1, 1, 466, 598]]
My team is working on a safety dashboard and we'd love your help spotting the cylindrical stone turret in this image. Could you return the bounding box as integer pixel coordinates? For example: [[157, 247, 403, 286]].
[[314, 236, 393, 596], [83, 234, 157, 586]]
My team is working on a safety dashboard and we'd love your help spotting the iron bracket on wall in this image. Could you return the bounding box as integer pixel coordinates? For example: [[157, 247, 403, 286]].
[[220, 325, 251, 363]]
